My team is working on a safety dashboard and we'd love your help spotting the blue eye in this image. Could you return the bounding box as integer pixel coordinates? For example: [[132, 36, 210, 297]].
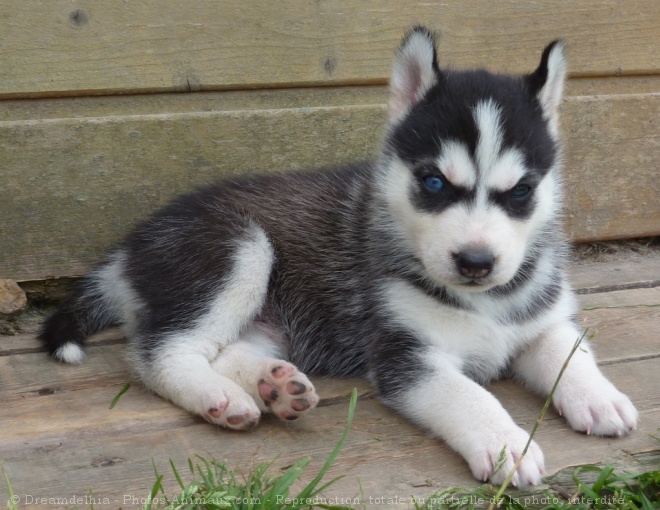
[[423, 175, 445, 192], [510, 184, 532, 200]]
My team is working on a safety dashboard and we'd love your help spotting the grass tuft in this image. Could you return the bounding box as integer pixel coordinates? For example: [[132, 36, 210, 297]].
[[142, 388, 359, 510], [415, 463, 660, 510]]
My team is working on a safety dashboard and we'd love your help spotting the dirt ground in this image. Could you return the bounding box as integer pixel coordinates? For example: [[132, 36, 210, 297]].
[[571, 236, 660, 262]]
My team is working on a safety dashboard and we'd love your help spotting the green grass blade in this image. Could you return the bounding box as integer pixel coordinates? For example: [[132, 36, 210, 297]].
[[109, 382, 131, 409], [263, 458, 309, 506], [296, 388, 358, 502], [591, 464, 614, 493], [4, 467, 18, 510], [572, 465, 601, 489], [639, 491, 654, 510], [144, 474, 164, 510], [195, 455, 217, 489], [152, 458, 169, 496], [170, 458, 186, 490], [305, 475, 346, 498]]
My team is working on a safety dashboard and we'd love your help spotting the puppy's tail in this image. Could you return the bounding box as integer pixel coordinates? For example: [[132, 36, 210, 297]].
[[39, 255, 124, 364]]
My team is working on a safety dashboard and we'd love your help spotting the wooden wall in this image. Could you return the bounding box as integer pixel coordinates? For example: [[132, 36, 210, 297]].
[[1, 1, 659, 281]]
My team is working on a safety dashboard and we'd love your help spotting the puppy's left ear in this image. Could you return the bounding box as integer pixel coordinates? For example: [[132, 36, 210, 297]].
[[527, 40, 567, 137], [388, 26, 440, 124]]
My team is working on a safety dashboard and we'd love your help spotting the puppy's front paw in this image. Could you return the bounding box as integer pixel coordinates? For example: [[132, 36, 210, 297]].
[[554, 377, 638, 436], [256, 360, 318, 421], [464, 427, 545, 487]]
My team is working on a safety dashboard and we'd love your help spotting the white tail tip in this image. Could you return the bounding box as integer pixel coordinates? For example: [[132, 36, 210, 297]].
[[54, 343, 85, 364]]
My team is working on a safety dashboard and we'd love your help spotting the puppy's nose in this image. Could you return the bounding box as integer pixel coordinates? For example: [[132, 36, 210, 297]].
[[453, 249, 494, 279]]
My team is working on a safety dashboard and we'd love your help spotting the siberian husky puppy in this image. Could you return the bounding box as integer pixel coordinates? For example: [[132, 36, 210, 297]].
[[40, 26, 638, 486]]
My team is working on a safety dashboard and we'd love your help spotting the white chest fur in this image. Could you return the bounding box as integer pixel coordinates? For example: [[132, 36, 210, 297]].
[[380, 278, 575, 382]]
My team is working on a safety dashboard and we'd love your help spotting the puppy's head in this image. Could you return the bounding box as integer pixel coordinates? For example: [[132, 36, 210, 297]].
[[380, 27, 567, 292]]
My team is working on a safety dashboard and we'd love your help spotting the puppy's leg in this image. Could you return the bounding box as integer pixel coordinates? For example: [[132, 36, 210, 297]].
[[133, 225, 274, 430], [141, 342, 262, 430], [211, 326, 319, 421], [373, 343, 544, 487], [512, 321, 638, 436]]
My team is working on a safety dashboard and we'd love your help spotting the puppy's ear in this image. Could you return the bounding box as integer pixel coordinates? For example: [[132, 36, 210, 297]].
[[388, 26, 440, 124], [526, 40, 567, 137]]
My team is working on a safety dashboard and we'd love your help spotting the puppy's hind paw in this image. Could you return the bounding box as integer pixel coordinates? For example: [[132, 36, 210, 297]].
[[256, 361, 319, 421], [202, 389, 261, 431]]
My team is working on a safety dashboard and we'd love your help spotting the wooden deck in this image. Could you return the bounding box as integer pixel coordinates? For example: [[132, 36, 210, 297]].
[[1, 251, 659, 509]]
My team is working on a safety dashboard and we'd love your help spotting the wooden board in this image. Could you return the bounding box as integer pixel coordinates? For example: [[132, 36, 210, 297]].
[[2, 89, 659, 281], [569, 252, 660, 294], [562, 93, 660, 242], [1, 1, 658, 98], [1, 355, 658, 509], [2, 77, 658, 123], [580, 287, 660, 364], [1, 256, 659, 508]]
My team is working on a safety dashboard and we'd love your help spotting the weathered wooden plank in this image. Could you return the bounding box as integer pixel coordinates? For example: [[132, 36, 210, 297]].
[[2, 92, 659, 281], [579, 287, 660, 311], [2, 366, 657, 509], [1, 1, 658, 98], [567, 76, 660, 97], [1, 344, 129, 401], [570, 251, 660, 294], [579, 288, 660, 363], [4, 411, 658, 510], [0, 341, 370, 404], [0, 87, 389, 123], [0, 397, 464, 509], [562, 94, 660, 242], [3, 76, 660, 124], [0, 103, 386, 280], [0, 328, 126, 357]]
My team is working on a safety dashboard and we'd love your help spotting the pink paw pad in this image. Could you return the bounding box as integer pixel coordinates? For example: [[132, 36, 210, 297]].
[[271, 365, 295, 379], [204, 398, 260, 430], [258, 380, 279, 407], [280, 411, 298, 421], [291, 398, 311, 411], [256, 361, 319, 420], [206, 401, 228, 420], [287, 381, 307, 395], [226, 413, 258, 429]]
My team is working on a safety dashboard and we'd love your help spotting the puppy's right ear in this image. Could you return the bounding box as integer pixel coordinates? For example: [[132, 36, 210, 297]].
[[526, 40, 567, 138], [388, 26, 440, 124]]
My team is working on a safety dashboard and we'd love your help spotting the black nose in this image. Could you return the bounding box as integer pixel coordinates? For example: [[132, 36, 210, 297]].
[[453, 249, 494, 279]]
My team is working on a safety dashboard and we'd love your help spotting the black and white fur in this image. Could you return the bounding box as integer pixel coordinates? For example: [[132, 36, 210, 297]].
[[40, 27, 638, 486]]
